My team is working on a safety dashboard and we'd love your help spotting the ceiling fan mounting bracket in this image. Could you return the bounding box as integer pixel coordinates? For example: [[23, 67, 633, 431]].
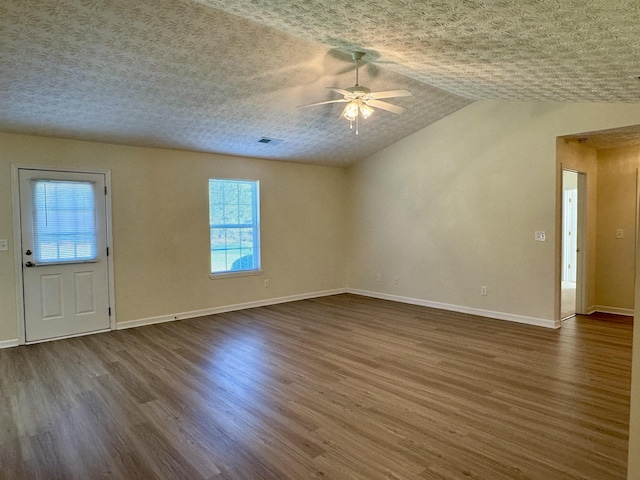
[[346, 86, 371, 97], [352, 51, 366, 62]]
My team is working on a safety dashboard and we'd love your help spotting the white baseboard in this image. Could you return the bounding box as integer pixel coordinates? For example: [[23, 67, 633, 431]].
[[592, 305, 635, 316], [347, 289, 559, 329], [116, 288, 348, 330], [585, 305, 598, 315], [0, 339, 20, 350]]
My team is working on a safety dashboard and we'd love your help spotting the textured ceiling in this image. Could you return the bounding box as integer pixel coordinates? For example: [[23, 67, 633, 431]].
[[201, 0, 640, 102], [563, 125, 640, 150], [2, 0, 640, 166]]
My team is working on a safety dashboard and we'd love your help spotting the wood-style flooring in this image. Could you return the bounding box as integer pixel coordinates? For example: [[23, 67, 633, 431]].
[[0, 294, 633, 479]]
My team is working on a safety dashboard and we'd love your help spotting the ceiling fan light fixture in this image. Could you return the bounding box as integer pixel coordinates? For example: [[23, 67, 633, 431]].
[[343, 101, 359, 121], [360, 103, 374, 119]]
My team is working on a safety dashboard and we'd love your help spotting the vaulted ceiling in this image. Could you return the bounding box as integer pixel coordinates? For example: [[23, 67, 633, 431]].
[[2, 0, 640, 166]]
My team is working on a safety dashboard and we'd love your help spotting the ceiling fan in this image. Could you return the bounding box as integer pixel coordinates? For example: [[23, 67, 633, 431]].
[[298, 52, 412, 134]]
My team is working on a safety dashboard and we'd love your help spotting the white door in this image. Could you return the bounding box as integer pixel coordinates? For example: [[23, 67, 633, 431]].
[[563, 188, 578, 282], [18, 168, 111, 342]]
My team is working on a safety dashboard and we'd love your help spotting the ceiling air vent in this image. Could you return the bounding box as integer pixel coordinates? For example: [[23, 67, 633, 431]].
[[258, 137, 283, 146]]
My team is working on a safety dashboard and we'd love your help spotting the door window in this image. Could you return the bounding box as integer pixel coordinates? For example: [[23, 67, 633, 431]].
[[32, 180, 97, 263]]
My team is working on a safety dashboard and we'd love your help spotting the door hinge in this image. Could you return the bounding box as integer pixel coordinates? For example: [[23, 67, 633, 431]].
[[106, 246, 109, 256], [104, 186, 107, 195], [108, 307, 111, 316]]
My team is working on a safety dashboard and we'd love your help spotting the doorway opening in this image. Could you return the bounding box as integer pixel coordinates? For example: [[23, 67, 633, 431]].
[[12, 166, 116, 344], [557, 127, 640, 323], [561, 170, 584, 319]]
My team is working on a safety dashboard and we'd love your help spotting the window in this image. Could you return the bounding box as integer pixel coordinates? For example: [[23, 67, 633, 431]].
[[209, 179, 260, 275], [32, 180, 97, 263]]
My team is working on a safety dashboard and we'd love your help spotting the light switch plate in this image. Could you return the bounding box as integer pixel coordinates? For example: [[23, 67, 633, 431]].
[[0, 239, 8, 251], [616, 229, 624, 239], [535, 231, 546, 242]]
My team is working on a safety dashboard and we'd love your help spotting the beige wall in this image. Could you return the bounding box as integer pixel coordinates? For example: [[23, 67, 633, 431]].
[[596, 146, 640, 312], [557, 140, 598, 313], [347, 101, 640, 322], [556, 142, 640, 314], [0, 132, 347, 342]]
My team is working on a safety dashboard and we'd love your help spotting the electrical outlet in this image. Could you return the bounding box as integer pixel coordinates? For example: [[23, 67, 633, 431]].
[[393, 276, 399, 286], [0, 239, 7, 251], [376, 273, 382, 282], [264, 279, 270, 288], [481, 286, 488, 296]]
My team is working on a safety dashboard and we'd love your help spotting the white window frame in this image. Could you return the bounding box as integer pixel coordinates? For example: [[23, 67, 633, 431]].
[[208, 178, 261, 279], [31, 179, 99, 264]]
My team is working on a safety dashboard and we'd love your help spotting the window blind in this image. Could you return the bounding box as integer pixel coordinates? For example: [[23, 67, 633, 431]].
[[32, 180, 97, 263]]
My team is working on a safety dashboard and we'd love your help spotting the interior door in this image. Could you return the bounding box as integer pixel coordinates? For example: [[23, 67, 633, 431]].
[[18, 168, 111, 342], [563, 188, 578, 282]]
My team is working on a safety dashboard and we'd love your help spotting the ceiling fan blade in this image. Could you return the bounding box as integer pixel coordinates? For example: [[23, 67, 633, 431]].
[[366, 99, 406, 115], [369, 89, 412, 100], [298, 98, 349, 109], [327, 87, 353, 96]]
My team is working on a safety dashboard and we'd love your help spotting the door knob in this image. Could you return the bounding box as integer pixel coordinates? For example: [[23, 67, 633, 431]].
[[25, 261, 35, 267]]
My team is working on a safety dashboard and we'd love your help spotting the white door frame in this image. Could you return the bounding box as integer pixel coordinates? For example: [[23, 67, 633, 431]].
[[559, 167, 587, 318], [575, 171, 587, 315], [11, 164, 117, 344]]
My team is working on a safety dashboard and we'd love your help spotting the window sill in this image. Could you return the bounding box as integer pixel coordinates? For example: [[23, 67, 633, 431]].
[[209, 269, 262, 280]]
